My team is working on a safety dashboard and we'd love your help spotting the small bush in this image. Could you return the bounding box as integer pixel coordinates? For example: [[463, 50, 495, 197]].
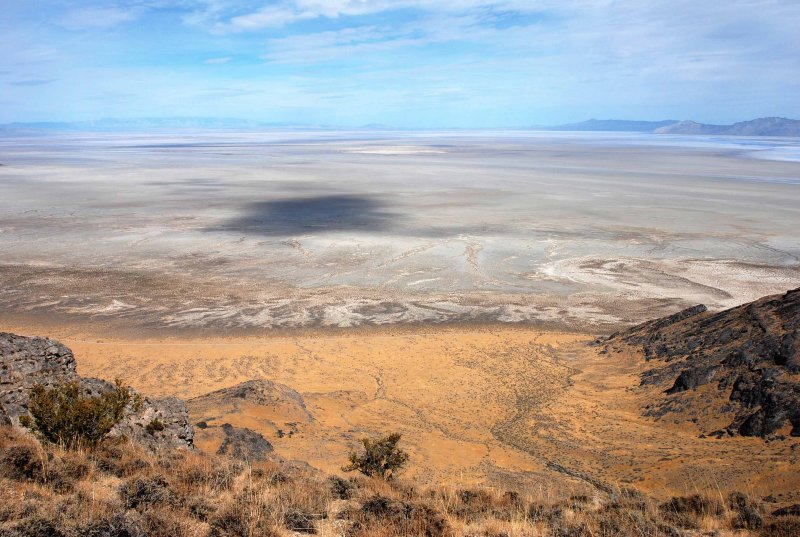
[[140, 507, 199, 537], [595, 506, 670, 537], [450, 488, 495, 523], [46, 453, 91, 493], [550, 521, 592, 537], [659, 494, 724, 528], [12, 515, 66, 537], [209, 502, 278, 537], [609, 487, 648, 512], [345, 494, 451, 537], [329, 475, 356, 499], [95, 443, 152, 478], [20, 380, 139, 450], [772, 504, 800, 517], [78, 512, 147, 537], [1, 443, 45, 481], [342, 433, 409, 480], [185, 495, 217, 522], [120, 475, 175, 509], [661, 494, 724, 517], [761, 516, 800, 537], [284, 507, 318, 534], [145, 419, 165, 436], [1, 439, 89, 492], [728, 491, 763, 529], [205, 460, 246, 490]]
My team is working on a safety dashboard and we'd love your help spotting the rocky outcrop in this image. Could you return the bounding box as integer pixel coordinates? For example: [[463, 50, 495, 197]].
[[112, 389, 194, 451], [189, 379, 313, 422], [187, 379, 314, 440], [598, 288, 800, 438], [188, 379, 312, 461], [216, 423, 274, 461], [655, 117, 800, 137], [0, 333, 78, 415], [0, 332, 193, 450]]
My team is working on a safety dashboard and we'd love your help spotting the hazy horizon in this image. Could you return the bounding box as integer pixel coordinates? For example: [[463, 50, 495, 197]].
[[3, 115, 799, 133]]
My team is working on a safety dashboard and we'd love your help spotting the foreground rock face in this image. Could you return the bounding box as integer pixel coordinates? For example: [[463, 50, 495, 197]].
[[0, 332, 193, 450], [598, 288, 800, 438]]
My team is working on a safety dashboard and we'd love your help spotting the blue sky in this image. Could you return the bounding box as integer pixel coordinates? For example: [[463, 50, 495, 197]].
[[2, 0, 799, 127]]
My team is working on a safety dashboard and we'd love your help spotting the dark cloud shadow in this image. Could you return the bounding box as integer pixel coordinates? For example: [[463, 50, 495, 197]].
[[209, 194, 398, 236]]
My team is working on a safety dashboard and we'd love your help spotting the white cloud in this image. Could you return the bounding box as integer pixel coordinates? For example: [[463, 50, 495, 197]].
[[205, 56, 233, 64], [222, 5, 312, 31], [60, 6, 143, 30], [206, 0, 567, 33]]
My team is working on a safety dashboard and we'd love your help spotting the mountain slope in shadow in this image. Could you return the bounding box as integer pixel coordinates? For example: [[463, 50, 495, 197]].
[[596, 288, 800, 438]]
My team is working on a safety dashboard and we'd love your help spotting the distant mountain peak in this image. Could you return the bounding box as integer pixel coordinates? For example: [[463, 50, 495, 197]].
[[545, 116, 800, 137], [655, 116, 800, 137]]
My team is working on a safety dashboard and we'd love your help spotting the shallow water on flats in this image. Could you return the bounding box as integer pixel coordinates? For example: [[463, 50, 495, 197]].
[[1, 130, 799, 330]]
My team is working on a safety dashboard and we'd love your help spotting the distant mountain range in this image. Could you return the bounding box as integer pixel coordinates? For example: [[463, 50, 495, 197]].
[[546, 116, 800, 137], [544, 119, 681, 132], [654, 117, 800, 136], [0, 117, 318, 132], [1, 116, 799, 136]]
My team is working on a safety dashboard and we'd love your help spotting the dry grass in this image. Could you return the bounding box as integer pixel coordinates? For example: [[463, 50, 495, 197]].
[[1, 425, 799, 537]]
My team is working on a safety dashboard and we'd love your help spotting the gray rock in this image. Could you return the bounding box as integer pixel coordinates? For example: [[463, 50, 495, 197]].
[[216, 423, 273, 461], [0, 332, 193, 450], [0, 332, 79, 422]]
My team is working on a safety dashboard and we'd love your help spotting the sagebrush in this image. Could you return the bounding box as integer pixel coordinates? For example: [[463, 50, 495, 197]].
[[342, 433, 409, 480], [19, 379, 139, 449]]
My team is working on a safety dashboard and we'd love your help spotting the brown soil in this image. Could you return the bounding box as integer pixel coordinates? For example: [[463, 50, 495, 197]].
[[4, 319, 798, 501]]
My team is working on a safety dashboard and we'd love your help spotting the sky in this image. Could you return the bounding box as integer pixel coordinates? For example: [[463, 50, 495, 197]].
[[1, 0, 799, 128]]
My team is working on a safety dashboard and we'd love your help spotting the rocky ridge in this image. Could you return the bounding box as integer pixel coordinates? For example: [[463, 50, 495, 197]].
[[543, 116, 800, 136], [0, 332, 193, 450], [654, 117, 800, 137], [597, 288, 800, 438]]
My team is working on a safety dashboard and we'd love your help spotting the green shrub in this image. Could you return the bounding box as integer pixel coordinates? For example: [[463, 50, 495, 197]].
[[20, 379, 139, 450], [342, 433, 409, 480], [146, 419, 165, 435]]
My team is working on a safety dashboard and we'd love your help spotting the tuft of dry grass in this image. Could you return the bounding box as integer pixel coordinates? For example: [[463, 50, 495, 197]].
[[3, 425, 800, 536]]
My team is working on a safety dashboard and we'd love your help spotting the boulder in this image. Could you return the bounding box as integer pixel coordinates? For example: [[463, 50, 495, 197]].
[[216, 423, 274, 461], [0, 332, 193, 450]]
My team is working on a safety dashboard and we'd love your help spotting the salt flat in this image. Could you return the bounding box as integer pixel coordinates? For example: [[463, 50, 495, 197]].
[[1, 130, 799, 331], [2, 132, 800, 496]]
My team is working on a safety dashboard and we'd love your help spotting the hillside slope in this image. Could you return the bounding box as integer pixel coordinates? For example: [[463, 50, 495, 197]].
[[597, 288, 800, 438]]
